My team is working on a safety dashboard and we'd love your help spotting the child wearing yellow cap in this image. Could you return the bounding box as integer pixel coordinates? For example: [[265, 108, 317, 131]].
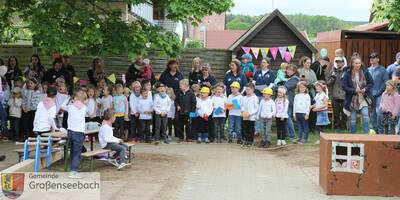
[[196, 87, 213, 143], [227, 81, 243, 144], [257, 87, 275, 148]]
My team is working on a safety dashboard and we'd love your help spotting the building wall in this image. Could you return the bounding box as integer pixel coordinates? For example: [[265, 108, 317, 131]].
[[188, 13, 226, 43], [234, 17, 313, 70]]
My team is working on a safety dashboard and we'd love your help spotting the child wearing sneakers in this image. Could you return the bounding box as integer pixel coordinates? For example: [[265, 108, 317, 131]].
[[311, 81, 330, 134], [113, 84, 129, 139], [293, 81, 311, 143], [257, 87, 275, 148], [211, 83, 226, 143], [137, 87, 153, 142], [166, 87, 176, 141], [99, 108, 128, 170], [241, 83, 259, 147], [227, 81, 243, 144], [129, 81, 141, 141], [275, 86, 289, 146], [153, 83, 172, 144], [196, 87, 213, 143]]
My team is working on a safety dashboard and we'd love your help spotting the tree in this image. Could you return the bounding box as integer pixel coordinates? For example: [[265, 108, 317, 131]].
[[371, 0, 400, 31], [0, 0, 233, 58]]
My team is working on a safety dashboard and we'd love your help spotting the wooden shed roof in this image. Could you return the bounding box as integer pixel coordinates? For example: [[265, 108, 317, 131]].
[[229, 9, 317, 53]]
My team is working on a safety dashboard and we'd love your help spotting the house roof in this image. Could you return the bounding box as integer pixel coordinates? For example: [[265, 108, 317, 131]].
[[229, 9, 317, 53], [316, 30, 342, 42], [205, 30, 246, 49], [350, 20, 389, 31]]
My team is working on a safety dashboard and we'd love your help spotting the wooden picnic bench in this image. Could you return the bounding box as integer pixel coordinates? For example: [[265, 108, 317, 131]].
[[82, 149, 111, 172]]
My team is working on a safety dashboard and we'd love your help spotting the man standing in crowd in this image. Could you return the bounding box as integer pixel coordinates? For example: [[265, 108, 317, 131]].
[[326, 57, 346, 132], [368, 52, 388, 134], [387, 52, 400, 79], [311, 56, 330, 81]]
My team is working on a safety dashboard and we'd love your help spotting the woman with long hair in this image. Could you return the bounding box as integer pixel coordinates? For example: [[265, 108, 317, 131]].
[[223, 59, 247, 96], [189, 57, 202, 86], [24, 54, 46, 82], [6, 56, 23, 88], [342, 55, 373, 134], [87, 57, 106, 85], [159, 59, 184, 96]]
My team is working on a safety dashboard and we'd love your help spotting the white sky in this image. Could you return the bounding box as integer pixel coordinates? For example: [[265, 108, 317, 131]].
[[230, 0, 373, 21]]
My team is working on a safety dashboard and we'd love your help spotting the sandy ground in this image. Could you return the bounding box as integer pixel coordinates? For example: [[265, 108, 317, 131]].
[[0, 140, 399, 200]]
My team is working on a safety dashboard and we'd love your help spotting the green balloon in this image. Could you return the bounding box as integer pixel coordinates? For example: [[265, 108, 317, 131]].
[[320, 48, 328, 57]]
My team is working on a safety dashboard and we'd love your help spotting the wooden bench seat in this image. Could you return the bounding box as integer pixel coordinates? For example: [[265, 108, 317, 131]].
[[13, 148, 34, 162], [82, 149, 111, 171], [123, 142, 135, 163]]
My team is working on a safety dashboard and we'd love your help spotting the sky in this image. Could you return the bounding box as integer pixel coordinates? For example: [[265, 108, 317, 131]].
[[230, 0, 373, 22]]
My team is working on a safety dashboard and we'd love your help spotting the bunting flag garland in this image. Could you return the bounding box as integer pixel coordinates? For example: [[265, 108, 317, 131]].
[[241, 47, 251, 54], [251, 47, 260, 59], [284, 51, 292, 63], [107, 73, 116, 84], [278, 47, 287, 59], [270, 47, 278, 60], [260, 48, 269, 58], [288, 46, 297, 58]]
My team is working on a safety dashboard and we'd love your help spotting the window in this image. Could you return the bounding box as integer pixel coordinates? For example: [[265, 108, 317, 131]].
[[331, 142, 364, 174]]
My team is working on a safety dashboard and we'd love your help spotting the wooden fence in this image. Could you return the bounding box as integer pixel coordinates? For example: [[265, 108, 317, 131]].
[[0, 45, 232, 82]]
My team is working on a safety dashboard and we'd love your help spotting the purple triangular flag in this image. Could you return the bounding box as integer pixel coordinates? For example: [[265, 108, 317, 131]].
[[278, 47, 287, 59], [242, 47, 251, 54]]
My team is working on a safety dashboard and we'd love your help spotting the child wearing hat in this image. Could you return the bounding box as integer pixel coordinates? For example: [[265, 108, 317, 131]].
[[257, 87, 275, 148], [8, 87, 23, 140], [153, 83, 172, 144], [241, 83, 259, 147], [227, 81, 243, 144], [196, 86, 213, 143]]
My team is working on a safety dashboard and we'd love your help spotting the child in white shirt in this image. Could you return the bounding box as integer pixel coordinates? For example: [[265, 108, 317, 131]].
[[33, 86, 58, 134], [8, 87, 23, 141], [257, 87, 275, 148], [166, 88, 176, 141], [55, 83, 70, 128], [129, 81, 141, 142], [99, 108, 129, 170], [99, 86, 113, 117], [227, 81, 243, 144], [196, 87, 213, 143], [275, 86, 289, 146], [86, 86, 97, 122], [137, 87, 153, 142], [293, 81, 311, 143], [62, 90, 87, 179], [153, 83, 172, 144], [241, 83, 259, 147], [211, 84, 227, 143]]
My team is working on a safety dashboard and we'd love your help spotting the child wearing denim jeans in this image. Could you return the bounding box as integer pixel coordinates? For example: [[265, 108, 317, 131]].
[[227, 81, 243, 144], [196, 87, 213, 143], [257, 87, 275, 148], [62, 90, 87, 179], [293, 81, 311, 144]]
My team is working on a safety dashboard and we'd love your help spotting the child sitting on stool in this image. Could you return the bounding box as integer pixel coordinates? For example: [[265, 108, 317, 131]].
[[99, 108, 129, 170]]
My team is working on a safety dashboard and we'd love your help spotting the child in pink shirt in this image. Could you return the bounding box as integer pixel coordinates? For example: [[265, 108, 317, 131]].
[[380, 80, 400, 135]]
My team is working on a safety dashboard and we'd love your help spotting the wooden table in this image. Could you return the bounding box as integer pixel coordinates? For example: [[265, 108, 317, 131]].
[[42, 129, 99, 171]]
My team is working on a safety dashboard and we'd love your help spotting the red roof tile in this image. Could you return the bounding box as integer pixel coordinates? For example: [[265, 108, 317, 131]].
[[205, 30, 246, 49], [350, 20, 389, 31], [316, 30, 342, 42]]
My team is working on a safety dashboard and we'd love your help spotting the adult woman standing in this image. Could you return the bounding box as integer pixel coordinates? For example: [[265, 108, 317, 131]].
[[87, 57, 106, 86], [253, 58, 275, 96], [298, 56, 318, 133], [284, 64, 300, 142], [24, 54, 46, 83], [159, 59, 184, 96], [189, 57, 202, 86], [342, 56, 373, 134], [6, 56, 23, 88], [224, 59, 247, 96], [197, 63, 217, 88]]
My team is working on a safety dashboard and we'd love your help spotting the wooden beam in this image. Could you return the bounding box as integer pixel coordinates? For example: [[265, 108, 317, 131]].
[[1, 151, 64, 173]]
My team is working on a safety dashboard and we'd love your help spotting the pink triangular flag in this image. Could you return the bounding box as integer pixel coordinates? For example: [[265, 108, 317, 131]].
[[284, 51, 292, 63], [242, 47, 251, 54], [278, 47, 287, 59], [251, 48, 260, 59], [270, 47, 278, 60]]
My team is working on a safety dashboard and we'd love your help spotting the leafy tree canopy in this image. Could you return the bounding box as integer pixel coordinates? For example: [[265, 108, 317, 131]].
[[371, 0, 400, 31], [0, 0, 233, 58], [226, 13, 364, 39]]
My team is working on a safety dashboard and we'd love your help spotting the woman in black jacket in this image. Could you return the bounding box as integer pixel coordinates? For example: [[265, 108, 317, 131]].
[[197, 63, 217, 88], [6, 56, 23, 88], [87, 57, 106, 86], [159, 59, 184, 96], [341, 55, 373, 134], [189, 57, 202, 86]]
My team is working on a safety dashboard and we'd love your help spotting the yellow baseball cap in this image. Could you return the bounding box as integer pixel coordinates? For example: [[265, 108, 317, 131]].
[[230, 81, 240, 88], [261, 87, 273, 95], [200, 87, 210, 94]]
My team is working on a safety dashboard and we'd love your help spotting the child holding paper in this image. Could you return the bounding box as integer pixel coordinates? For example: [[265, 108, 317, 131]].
[[211, 83, 227, 143], [227, 81, 243, 144]]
